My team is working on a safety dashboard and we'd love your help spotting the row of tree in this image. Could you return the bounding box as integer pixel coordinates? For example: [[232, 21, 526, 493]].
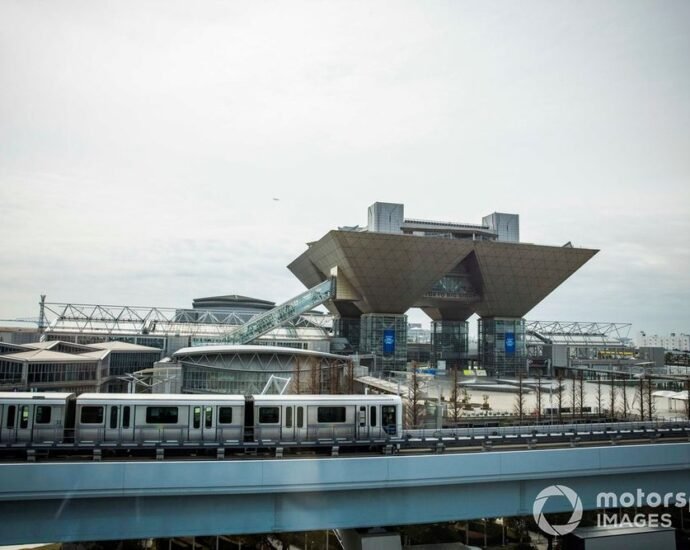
[[433, 368, 690, 428], [513, 372, 659, 423]]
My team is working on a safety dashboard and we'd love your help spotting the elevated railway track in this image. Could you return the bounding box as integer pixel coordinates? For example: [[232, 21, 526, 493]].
[[2, 420, 688, 462]]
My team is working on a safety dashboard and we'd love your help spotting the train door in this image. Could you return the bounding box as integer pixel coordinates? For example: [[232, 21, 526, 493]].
[[202, 405, 215, 441], [105, 404, 119, 441], [370, 405, 379, 438], [382, 404, 397, 436], [120, 405, 134, 442], [189, 404, 203, 442], [15, 403, 32, 442], [356, 405, 368, 440], [33, 404, 57, 443], [243, 398, 254, 443], [282, 405, 295, 441], [294, 405, 306, 441], [4, 404, 19, 443]]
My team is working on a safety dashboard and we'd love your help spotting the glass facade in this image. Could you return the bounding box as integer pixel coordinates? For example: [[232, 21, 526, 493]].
[[431, 320, 469, 368], [359, 314, 407, 375], [0, 360, 23, 384], [180, 352, 347, 395], [27, 362, 99, 384], [332, 317, 361, 351], [108, 351, 161, 377], [478, 317, 527, 376]]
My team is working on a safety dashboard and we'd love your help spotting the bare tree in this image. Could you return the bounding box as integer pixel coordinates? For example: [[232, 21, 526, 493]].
[[405, 362, 424, 429], [637, 375, 645, 420], [620, 375, 629, 419], [309, 357, 321, 394], [646, 375, 655, 420], [293, 356, 302, 394], [578, 372, 585, 419], [555, 375, 565, 423], [514, 373, 526, 422], [609, 375, 617, 420], [570, 373, 577, 420], [596, 374, 603, 416], [449, 368, 462, 426], [329, 360, 339, 395], [345, 359, 355, 394], [534, 371, 543, 422]]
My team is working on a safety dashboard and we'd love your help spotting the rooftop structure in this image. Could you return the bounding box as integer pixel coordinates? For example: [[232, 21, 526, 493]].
[[289, 202, 597, 375], [38, 298, 332, 356], [0, 340, 162, 393]]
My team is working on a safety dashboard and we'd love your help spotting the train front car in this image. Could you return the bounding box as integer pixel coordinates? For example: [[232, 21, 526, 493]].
[[0, 392, 75, 445], [251, 394, 403, 445], [74, 393, 245, 445]]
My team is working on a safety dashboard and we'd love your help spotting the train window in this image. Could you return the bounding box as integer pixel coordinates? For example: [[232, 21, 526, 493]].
[[218, 407, 233, 424], [81, 406, 104, 424], [20, 406, 29, 429], [259, 407, 279, 424], [122, 406, 130, 428], [317, 407, 346, 423], [193, 406, 201, 429], [146, 407, 178, 424], [370, 406, 377, 427], [6, 405, 15, 428], [109, 407, 118, 429], [297, 406, 304, 428], [205, 407, 212, 428], [36, 406, 52, 424], [382, 405, 396, 434], [285, 407, 292, 428]]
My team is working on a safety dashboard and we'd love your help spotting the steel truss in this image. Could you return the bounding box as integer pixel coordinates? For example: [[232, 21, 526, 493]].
[[526, 320, 632, 347], [40, 302, 332, 338]]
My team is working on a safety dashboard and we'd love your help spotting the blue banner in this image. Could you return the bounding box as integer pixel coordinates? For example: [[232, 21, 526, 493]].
[[505, 332, 515, 355], [383, 329, 395, 355]]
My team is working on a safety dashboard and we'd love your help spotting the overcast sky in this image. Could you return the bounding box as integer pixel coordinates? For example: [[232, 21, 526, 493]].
[[1, 0, 688, 335]]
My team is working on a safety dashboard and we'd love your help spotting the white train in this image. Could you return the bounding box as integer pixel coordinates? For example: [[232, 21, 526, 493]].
[[0, 392, 403, 449]]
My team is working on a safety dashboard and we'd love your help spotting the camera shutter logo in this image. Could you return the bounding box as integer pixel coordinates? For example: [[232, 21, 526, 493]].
[[533, 485, 583, 536]]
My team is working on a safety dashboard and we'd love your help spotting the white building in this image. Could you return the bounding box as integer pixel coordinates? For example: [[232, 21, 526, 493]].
[[636, 331, 690, 352]]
